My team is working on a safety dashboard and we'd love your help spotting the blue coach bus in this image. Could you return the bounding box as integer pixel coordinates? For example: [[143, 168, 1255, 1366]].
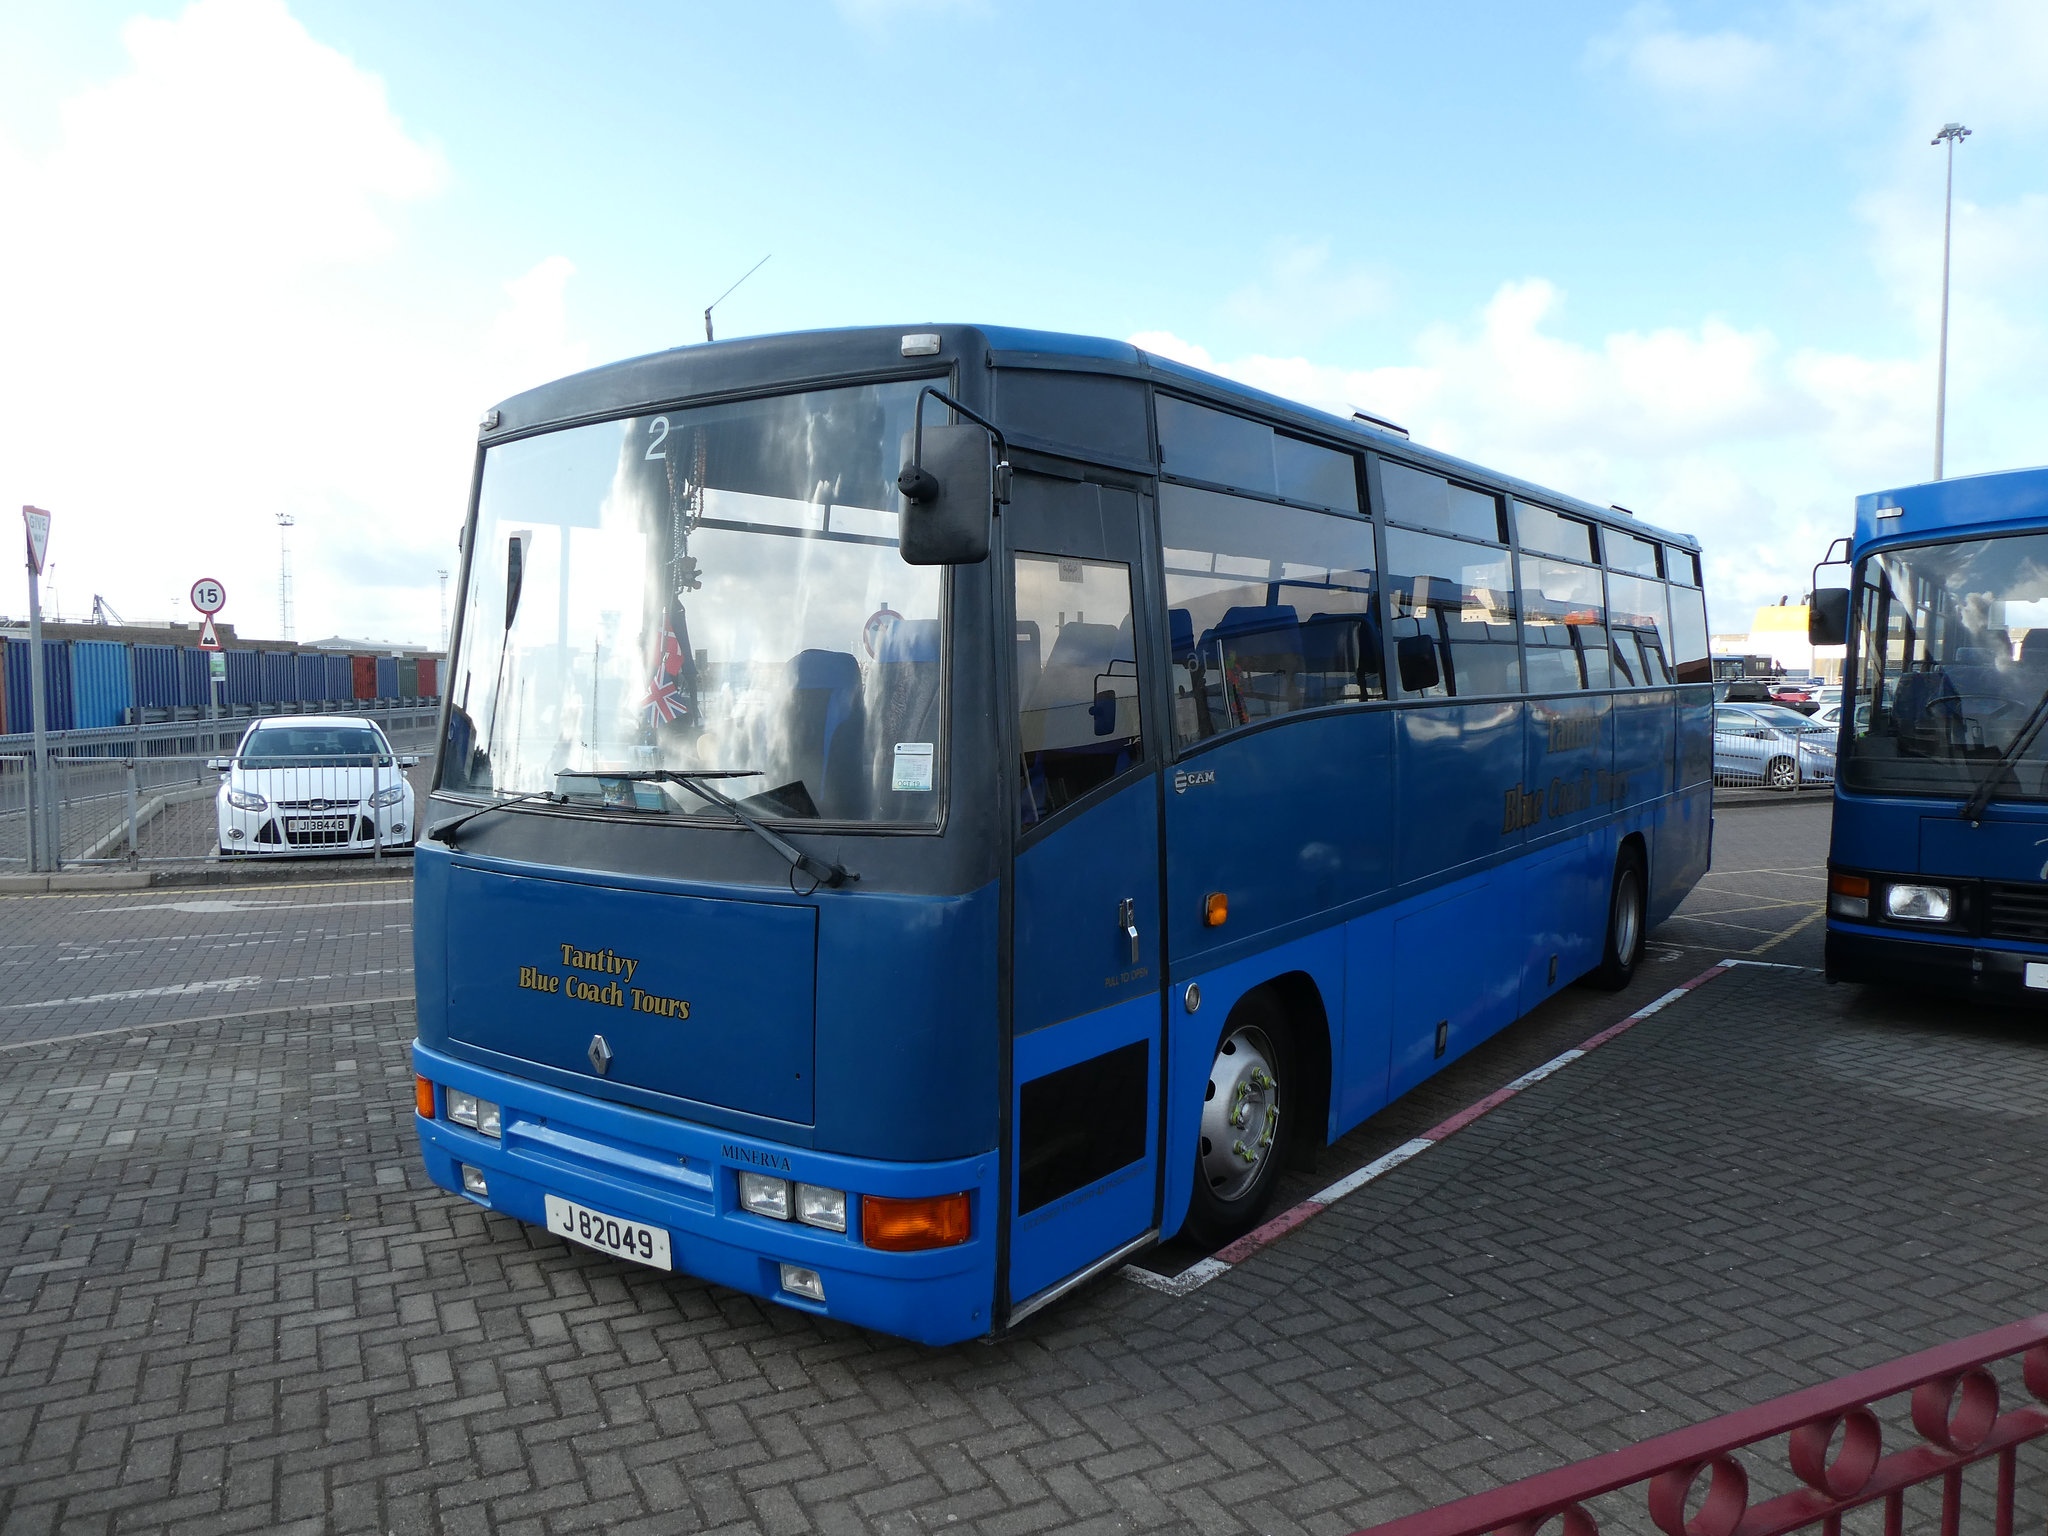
[[410, 325, 1713, 1344], [1816, 465, 2048, 999]]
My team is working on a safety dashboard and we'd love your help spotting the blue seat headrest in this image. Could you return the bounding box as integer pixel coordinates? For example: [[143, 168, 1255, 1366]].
[[876, 619, 940, 663], [790, 649, 861, 690]]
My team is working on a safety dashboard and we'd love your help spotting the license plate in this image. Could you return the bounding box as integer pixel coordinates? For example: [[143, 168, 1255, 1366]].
[[543, 1194, 672, 1270], [287, 817, 351, 833]]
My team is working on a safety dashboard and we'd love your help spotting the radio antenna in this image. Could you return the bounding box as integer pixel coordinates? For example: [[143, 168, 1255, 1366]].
[[704, 255, 770, 343]]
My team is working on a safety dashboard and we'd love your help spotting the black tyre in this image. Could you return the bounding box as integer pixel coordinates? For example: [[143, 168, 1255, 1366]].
[[1182, 994, 1294, 1249], [1767, 755, 1799, 791], [1588, 847, 1648, 991]]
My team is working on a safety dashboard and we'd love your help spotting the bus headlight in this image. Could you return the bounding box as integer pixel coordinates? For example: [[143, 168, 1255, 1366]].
[[226, 788, 266, 811], [446, 1089, 500, 1137], [1885, 883, 1952, 922], [738, 1172, 790, 1220], [794, 1183, 847, 1232], [369, 785, 407, 807]]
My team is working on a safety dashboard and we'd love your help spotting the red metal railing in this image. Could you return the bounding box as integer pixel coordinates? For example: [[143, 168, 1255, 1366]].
[[1356, 1313, 2048, 1536]]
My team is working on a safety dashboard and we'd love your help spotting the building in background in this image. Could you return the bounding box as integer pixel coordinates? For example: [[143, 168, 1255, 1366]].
[[1709, 600, 1845, 682]]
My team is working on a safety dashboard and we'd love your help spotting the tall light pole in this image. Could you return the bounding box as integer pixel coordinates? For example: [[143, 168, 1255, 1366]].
[[1931, 122, 1972, 481], [276, 513, 295, 640]]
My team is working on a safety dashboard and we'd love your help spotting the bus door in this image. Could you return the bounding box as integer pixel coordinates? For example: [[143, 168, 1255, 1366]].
[[1002, 472, 1164, 1317]]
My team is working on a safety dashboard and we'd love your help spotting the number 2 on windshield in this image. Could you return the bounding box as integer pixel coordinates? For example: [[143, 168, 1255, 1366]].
[[645, 417, 669, 460]]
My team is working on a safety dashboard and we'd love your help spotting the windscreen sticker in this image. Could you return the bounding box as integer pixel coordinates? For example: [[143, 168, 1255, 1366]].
[[892, 742, 934, 792]]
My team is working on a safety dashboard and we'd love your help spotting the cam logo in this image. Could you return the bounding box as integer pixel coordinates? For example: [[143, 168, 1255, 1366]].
[[1173, 768, 1217, 795]]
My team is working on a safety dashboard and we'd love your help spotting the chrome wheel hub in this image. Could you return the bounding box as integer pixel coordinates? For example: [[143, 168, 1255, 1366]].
[[1199, 1024, 1280, 1203]]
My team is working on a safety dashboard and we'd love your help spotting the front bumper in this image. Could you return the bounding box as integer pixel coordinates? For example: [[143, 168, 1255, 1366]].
[[219, 800, 412, 854], [411, 1041, 999, 1344], [1825, 924, 2048, 1004]]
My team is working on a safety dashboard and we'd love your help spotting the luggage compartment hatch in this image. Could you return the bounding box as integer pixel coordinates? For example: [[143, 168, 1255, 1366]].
[[444, 866, 816, 1125]]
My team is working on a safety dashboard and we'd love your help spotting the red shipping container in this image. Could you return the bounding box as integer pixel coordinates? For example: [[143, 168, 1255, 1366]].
[[351, 654, 377, 701], [417, 657, 438, 697]]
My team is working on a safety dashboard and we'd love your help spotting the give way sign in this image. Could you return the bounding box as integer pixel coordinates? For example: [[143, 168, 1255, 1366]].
[[22, 506, 50, 575]]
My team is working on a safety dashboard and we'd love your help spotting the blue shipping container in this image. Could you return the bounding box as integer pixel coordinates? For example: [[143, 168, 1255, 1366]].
[[136, 644, 182, 709], [179, 647, 211, 708], [296, 651, 329, 703], [259, 651, 294, 705], [223, 650, 261, 707], [325, 653, 352, 702], [376, 656, 399, 698], [3, 637, 76, 734], [70, 639, 135, 729]]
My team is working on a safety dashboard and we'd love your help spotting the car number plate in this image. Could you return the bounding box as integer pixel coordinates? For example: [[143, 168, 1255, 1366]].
[[287, 816, 351, 833], [543, 1194, 672, 1271]]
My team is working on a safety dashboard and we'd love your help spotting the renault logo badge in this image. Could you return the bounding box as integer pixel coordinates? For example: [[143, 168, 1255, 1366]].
[[587, 1035, 612, 1076]]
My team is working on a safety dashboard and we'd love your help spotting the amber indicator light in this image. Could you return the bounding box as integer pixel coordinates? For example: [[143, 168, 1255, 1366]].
[[413, 1075, 436, 1118], [862, 1192, 972, 1251], [1830, 873, 1870, 897], [1203, 892, 1229, 927]]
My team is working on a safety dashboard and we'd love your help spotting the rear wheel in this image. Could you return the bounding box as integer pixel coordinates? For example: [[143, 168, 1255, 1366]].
[[1182, 997, 1293, 1250], [1767, 755, 1799, 791], [1589, 849, 1647, 991]]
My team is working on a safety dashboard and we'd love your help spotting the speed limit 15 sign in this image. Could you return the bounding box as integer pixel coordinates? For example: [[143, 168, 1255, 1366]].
[[190, 578, 226, 615]]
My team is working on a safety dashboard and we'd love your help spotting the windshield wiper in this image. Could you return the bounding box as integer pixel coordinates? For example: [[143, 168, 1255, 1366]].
[[426, 788, 565, 847], [589, 769, 855, 892], [1959, 681, 2048, 824]]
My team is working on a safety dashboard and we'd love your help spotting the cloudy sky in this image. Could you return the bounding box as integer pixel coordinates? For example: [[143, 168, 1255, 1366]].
[[2, 0, 2043, 643]]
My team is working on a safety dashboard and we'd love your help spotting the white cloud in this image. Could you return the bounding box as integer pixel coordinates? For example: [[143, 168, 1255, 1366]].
[[1220, 239, 1390, 344], [1588, 5, 1779, 114], [0, 0, 579, 647], [1132, 278, 1933, 631]]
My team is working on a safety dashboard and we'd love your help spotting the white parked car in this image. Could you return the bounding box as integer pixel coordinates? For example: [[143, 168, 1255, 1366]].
[[214, 716, 418, 856]]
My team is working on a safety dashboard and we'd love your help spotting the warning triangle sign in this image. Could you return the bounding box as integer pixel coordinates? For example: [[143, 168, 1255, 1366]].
[[199, 616, 221, 650]]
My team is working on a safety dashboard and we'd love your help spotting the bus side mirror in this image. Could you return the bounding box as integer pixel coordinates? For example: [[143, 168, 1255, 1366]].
[[1396, 635, 1440, 693], [898, 422, 996, 566], [1809, 588, 1849, 646], [1090, 689, 1118, 736]]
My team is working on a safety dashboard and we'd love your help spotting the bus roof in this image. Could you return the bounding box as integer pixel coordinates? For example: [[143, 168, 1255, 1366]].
[[487, 323, 1699, 552], [1854, 463, 2048, 550]]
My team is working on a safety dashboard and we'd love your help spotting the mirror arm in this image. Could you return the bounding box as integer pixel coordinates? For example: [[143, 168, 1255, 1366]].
[[901, 386, 1011, 507]]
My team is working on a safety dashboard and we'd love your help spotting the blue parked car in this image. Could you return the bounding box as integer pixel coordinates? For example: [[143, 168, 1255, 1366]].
[[1713, 702, 1837, 790]]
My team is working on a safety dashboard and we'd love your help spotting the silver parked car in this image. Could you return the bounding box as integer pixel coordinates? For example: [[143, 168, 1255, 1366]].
[[1713, 703, 1836, 790], [214, 716, 418, 855]]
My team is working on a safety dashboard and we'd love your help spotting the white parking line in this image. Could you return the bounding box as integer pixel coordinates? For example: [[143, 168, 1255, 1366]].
[[1, 976, 265, 1010], [81, 897, 412, 914]]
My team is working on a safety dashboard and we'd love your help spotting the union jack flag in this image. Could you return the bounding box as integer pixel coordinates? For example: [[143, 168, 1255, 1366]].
[[642, 609, 696, 726], [642, 674, 687, 724]]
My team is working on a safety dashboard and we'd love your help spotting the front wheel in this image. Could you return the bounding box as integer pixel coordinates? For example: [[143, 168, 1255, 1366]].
[[1767, 755, 1799, 791], [1588, 849, 1647, 991], [1181, 999, 1293, 1250]]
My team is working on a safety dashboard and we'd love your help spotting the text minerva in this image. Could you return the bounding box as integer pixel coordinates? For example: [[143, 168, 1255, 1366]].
[[517, 943, 691, 1018]]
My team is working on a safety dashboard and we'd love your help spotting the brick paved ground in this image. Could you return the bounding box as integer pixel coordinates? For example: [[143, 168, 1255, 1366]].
[[4, 953, 2046, 1534]]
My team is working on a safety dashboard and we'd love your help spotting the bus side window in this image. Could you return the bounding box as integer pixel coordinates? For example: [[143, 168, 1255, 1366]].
[[1518, 553, 1607, 694], [1607, 572, 1672, 688], [1013, 554, 1143, 826], [1385, 527, 1518, 698], [1159, 482, 1380, 748]]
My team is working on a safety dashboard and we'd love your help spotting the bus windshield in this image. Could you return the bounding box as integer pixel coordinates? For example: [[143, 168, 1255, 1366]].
[[441, 380, 945, 824], [1843, 531, 2048, 799]]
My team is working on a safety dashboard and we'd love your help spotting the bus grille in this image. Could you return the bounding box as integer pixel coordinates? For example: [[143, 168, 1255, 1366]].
[[1985, 883, 2048, 943]]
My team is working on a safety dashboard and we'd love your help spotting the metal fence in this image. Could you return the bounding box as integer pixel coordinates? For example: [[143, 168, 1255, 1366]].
[[0, 708, 439, 870], [1354, 1312, 2048, 1536]]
